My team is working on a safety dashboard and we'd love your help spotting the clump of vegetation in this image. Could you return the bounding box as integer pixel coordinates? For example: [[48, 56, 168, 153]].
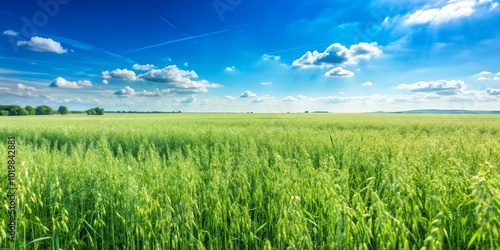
[[0, 114, 498, 249], [0, 104, 51, 116], [86, 107, 104, 115], [58, 106, 69, 115]]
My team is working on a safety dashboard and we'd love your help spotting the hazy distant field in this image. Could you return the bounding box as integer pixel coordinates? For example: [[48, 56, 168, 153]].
[[1, 114, 499, 249]]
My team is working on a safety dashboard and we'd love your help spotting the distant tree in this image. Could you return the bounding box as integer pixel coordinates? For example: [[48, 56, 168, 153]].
[[0, 110, 8, 116], [86, 107, 104, 115], [8, 107, 19, 116], [17, 108, 28, 116], [25, 106, 35, 115], [35, 105, 54, 115], [58, 106, 69, 115], [95, 107, 104, 115]]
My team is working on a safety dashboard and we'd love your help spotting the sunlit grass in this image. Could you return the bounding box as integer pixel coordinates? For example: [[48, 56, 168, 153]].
[[1, 114, 499, 249]]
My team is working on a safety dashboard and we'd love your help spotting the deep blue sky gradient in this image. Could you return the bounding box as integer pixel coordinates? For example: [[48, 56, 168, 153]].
[[1, 0, 500, 112]]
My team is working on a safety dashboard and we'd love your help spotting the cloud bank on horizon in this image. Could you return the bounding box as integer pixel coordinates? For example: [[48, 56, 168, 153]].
[[1, 0, 500, 112]]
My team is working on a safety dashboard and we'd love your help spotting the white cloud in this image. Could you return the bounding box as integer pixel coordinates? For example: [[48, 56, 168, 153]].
[[132, 64, 155, 71], [490, 1, 498, 10], [496, 72, 500, 75], [182, 95, 196, 103], [225, 96, 237, 102], [240, 91, 257, 98], [102, 69, 137, 81], [363, 81, 373, 86], [403, 0, 496, 26], [494, 76, 500, 81], [225, 66, 236, 72], [114, 86, 135, 96], [396, 80, 466, 93], [477, 76, 490, 81], [262, 54, 281, 61], [486, 88, 500, 95], [49, 77, 92, 89], [292, 42, 382, 69], [136, 88, 165, 97], [17, 36, 67, 54], [0, 87, 10, 91], [102, 80, 108, 85], [252, 95, 275, 103], [261, 81, 272, 86], [282, 96, 298, 102], [316, 96, 348, 104], [16, 83, 36, 91], [324, 67, 355, 78], [3, 30, 19, 36], [76, 80, 92, 87], [479, 71, 492, 75], [137, 65, 221, 93], [184, 62, 189, 67]]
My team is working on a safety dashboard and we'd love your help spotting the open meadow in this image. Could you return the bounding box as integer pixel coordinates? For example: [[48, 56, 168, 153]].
[[1, 113, 499, 249]]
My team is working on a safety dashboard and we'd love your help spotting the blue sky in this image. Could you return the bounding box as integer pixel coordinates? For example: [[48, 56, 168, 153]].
[[1, 0, 500, 112]]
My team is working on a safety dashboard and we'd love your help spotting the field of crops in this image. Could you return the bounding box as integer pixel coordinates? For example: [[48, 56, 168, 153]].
[[1, 114, 499, 249]]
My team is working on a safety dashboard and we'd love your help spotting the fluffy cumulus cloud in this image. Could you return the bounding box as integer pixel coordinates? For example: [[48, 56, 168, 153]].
[[403, 0, 498, 26], [226, 96, 237, 102], [476, 71, 500, 81], [324, 67, 355, 78], [102, 69, 137, 81], [292, 42, 382, 69], [225, 66, 236, 72], [282, 96, 298, 102], [3, 30, 19, 36], [137, 65, 221, 93], [135, 88, 166, 97], [486, 88, 500, 95], [396, 80, 465, 93], [16, 83, 36, 91], [114, 86, 135, 96], [17, 37, 67, 54], [240, 91, 257, 98], [49, 77, 92, 88], [363, 82, 373, 86], [132, 64, 155, 71]]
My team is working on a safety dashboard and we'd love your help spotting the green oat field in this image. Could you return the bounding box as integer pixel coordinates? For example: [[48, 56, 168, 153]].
[[1, 114, 499, 249]]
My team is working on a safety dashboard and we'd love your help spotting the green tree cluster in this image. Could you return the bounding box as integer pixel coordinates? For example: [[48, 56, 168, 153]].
[[86, 107, 104, 115], [0, 105, 50, 116], [35, 105, 55, 115]]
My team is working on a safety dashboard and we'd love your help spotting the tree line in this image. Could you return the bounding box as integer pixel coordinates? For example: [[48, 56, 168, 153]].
[[0, 105, 105, 116]]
